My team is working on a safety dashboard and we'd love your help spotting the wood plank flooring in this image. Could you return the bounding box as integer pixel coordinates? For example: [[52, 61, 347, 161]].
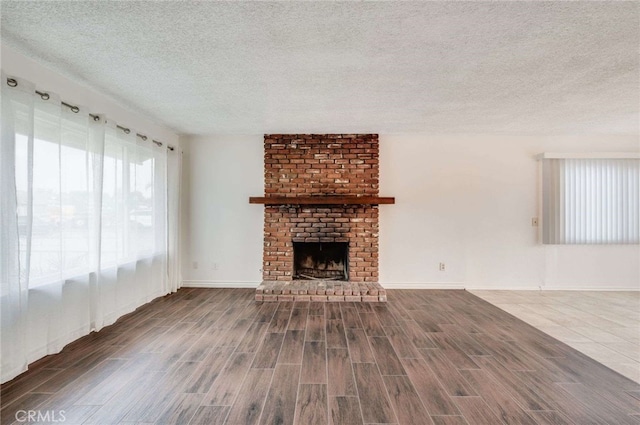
[[2, 288, 639, 425], [472, 290, 640, 382]]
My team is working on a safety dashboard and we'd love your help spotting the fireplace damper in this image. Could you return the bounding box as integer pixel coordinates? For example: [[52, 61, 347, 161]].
[[293, 242, 348, 281]]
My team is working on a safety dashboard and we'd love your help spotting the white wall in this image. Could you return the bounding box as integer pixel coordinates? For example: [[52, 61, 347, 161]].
[[380, 134, 640, 290], [5, 41, 637, 291], [1, 43, 178, 146], [183, 133, 639, 290], [181, 135, 264, 287]]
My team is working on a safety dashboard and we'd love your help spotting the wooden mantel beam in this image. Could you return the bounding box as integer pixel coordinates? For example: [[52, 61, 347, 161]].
[[249, 196, 395, 205]]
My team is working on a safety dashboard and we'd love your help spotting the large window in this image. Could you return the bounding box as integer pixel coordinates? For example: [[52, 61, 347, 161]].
[[11, 98, 166, 287], [541, 155, 639, 244], [14, 106, 98, 285], [101, 128, 165, 267]]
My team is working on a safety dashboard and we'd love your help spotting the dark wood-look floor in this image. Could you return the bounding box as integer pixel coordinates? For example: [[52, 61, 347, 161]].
[[2, 289, 639, 425]]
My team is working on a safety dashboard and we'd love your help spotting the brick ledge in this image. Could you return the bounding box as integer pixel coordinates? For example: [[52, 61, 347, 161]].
[[255, 281, 386, 302]]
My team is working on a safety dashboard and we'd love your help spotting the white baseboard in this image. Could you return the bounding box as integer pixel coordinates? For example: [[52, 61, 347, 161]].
[[381, 282, 639, 291], [183, 281, 466, 290], [380, 282, 466, 289], [182, 280, 260, 288], [466, 284, 639, 291], [181, 280, 639, 291], [537, 286, 639, 291]]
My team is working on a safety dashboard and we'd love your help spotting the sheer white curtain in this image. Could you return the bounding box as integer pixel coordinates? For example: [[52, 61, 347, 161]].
[[167, 149, 182, 293], [96, 123, 168, 327], [1, 76, 33, 382], [1, 74, 175, 383]]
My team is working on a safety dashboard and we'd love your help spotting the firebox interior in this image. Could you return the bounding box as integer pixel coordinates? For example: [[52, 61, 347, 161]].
[[293, 242, 348, 281]]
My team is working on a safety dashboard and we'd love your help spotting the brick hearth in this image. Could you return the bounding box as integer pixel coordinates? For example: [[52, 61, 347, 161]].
[[256, 134, 386, 302], [255, 281, 387, 302]]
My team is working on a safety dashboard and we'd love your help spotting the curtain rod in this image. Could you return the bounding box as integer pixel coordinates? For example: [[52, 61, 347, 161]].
[[6, 77, 175, 152]]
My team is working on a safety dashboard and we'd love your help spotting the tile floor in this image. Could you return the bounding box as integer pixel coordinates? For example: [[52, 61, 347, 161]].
[[471, 290, 640, 383]]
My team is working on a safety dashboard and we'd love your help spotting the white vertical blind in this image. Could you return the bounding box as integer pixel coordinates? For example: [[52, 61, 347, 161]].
[[542, 158, 640, 244]]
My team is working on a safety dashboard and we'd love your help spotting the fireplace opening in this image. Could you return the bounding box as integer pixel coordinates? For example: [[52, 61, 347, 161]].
[[293, 242, 348, 281]]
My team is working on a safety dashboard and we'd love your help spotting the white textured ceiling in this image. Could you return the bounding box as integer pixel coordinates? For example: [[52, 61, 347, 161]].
[[2, 1, 638, 136]]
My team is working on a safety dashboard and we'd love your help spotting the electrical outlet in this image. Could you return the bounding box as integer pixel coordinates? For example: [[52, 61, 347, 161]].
[[193, 261, 198, 269], [212, 263, 219, 270], [439, 262, 446, 271], [532, 217, 539, 227]]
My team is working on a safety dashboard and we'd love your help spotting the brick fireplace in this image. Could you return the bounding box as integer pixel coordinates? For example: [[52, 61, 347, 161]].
[[252, 134, 392, 302]]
